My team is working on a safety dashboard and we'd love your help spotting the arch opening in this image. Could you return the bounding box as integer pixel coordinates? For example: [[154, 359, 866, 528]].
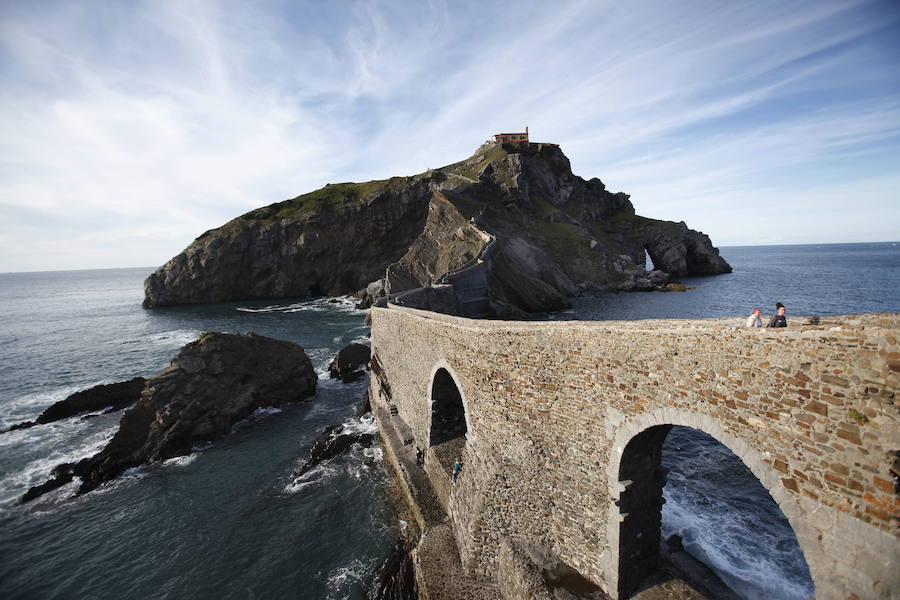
[[429, 368, 467, 447], [616, 425, 814, 600], [643, 247, 655, 271]]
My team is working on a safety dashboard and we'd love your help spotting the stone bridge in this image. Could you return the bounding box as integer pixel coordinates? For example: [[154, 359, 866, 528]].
[[369, 306, 899, 600]]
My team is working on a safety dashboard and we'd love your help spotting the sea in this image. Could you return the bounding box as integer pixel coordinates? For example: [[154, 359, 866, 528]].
[[0, 242, 897, 600]]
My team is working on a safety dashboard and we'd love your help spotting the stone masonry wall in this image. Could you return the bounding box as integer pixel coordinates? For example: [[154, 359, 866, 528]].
[[369, 307, 899, 600]]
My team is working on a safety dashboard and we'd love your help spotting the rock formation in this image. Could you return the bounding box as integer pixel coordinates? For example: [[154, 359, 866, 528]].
[[328, 342, 371, 382], [295, 421, 375, 476], [144, 141, 731, 317], [22, 332, 317, 499], [5, 378, 146, 433], [369, 541, 418, 600]]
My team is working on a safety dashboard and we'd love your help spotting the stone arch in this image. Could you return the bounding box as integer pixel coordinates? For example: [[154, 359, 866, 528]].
[[428, 362, 469, 447], [643, 246, 655, 271], [604, 408, 819, 599]]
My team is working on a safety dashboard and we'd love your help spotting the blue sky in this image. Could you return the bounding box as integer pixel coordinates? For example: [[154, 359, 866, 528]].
[[1, 0, 898, 272]]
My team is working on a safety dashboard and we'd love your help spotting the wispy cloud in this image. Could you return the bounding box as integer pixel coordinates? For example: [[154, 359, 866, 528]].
[[1, 0, 898, 271]]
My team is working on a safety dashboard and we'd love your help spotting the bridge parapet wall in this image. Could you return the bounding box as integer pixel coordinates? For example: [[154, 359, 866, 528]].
[[370, 307, 899, 599]]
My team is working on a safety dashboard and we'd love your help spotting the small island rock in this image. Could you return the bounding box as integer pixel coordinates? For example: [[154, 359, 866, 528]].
[[74, 332, 317, 495], [328, 343, 371, 382]]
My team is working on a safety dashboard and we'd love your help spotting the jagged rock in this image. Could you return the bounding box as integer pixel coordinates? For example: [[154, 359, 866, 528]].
[[661, 534, 743, 600], [608, 218, 731, 278], [295, 422, 374, 475], [38, 378, 146, 423], [357, 390, 372, 416], [4, 378, 146, 433], [328, 343, 371, 382], [648, 270, 670, 285], [369, 540, 418, 600], [5, 421, 36, 432], [143, 141, 730, 315], [71, 332, 316, 495], [20, 463, 76, 504]]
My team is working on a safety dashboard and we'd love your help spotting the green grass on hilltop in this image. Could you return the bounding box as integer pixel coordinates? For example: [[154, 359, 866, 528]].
[[211, 176, 415, 237], [445, 144, 510, 181]]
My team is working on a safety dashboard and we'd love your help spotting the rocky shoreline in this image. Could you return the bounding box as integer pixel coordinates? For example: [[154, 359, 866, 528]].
[[21, 332, 317, 503]]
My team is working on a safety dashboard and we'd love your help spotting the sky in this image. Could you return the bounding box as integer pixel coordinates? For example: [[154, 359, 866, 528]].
[[1, 0, 899, 272]]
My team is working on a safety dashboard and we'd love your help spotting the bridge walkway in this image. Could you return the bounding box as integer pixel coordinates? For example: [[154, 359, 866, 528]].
[[376, 404, 446, 528], [375, 404, 500, 599]]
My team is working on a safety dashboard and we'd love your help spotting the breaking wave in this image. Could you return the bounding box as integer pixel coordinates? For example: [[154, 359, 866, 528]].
[[662, 426, 814, 600], [236, 296, 360, 314]]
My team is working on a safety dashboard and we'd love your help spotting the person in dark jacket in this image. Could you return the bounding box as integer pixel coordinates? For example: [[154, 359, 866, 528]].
[[451, 460, 463, 483], [767, 302, 787, 327]]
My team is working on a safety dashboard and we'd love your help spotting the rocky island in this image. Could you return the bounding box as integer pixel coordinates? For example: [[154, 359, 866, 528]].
[[143, 141, 730, 317]]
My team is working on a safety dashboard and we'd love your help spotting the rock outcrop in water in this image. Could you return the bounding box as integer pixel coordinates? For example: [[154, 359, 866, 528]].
[[328, 343, 371, 382], [295, 420, 375, 476], [144, 141, 730, 316], [4, 378, 146, 433], [19, 332, 317, 501]]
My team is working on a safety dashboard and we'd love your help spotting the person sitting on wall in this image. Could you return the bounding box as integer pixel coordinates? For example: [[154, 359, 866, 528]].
[[767, 302, 787, 328], [451, 460, 463, 483], [745, 307, 763, 327]]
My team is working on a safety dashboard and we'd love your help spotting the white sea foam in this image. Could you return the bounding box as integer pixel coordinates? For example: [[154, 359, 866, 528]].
[[347, 452, 379, 480], [0, 384, 89, 429], [162, 454, 198, 467], [146, 329, 200, 348], [0, 419, 117, 507], [282, 459, 341, 495], [662, 428, 814, 600], [314, 372, 369, 391], [324, 558, 376, 599], [249, 406, 283, 418], [236, 296, 362, 315], [120, 465, 148, 478], [16, 479, 81, 514], [236, 302, 307, 313], [341, 414, 376, 436], [362, 446, 382, 461], [282, 417, 379, 494]]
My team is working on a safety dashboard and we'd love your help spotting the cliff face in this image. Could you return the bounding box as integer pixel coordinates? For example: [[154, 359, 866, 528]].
[[144, 178, 434, 306], [144, 142, 731, 315]]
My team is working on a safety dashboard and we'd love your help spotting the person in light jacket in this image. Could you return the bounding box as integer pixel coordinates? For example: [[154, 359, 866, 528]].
[[745, 307, 763, 327]]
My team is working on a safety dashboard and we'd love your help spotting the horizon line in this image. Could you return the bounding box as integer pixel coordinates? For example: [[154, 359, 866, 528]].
[[1, 240, 897, 276]]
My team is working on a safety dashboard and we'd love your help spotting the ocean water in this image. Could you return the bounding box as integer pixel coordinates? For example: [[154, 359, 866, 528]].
[[661, 427, 814, 600], [0, 242, 897, 600], [0, 270, 394, 600], [559, 241, 900, 321]]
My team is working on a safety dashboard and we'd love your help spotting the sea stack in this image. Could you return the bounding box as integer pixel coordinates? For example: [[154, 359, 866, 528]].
[[74, 332, 317, 494]]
